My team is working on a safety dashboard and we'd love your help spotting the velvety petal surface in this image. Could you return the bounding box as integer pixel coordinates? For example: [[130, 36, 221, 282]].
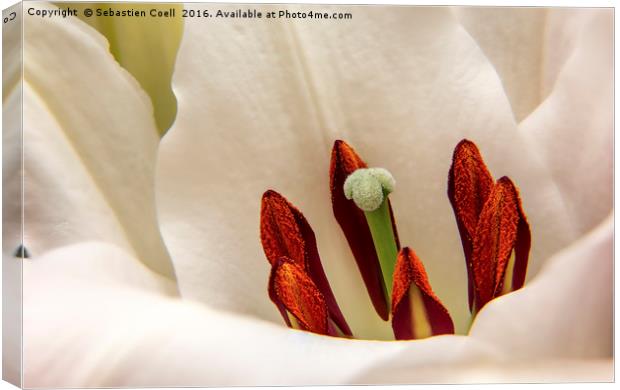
[[20, 4, 174, 278], [23, 243, 502, 387], [455, 7, 548, 121], [354, 357, 613, 384], [157, 5, 574, 336], [519, 9, 613, 241]]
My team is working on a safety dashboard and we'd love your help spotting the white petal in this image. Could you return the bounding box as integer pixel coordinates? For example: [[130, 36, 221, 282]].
[[2, 82, 22, 382], [21, 5, 174, 278], [520, 9, 613, 238], [3, 3, 23, 259], [68, 3, 184, 133], [158, 5, 574, 335], [23, 244, 501, 387], [353, 357, 613, 384], [3, 88, 22, 258], [3, 22, 24, 383], [539, 9, 605, 97], [455, 7, 548, 121], [469, 214, 612, 359], [23, 242, 177, 294]]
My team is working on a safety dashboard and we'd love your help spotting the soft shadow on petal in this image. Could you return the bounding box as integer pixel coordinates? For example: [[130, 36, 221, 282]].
[[539, 9, 605, 97], [353, 357, 613, 384], [21, 4, 175, 278], [455, 7, 548, 121], [455, 9, 607, 125], [66, 2, 184, 134], [520, 9, 613, 243], [348, 335, 505, 384], [2, 10, 22, 381], [3, 3, 24, 261], [3, 87, 22, 258], [158, 5, 571, 336], [469, 214, 612, 359], [23, 244, 499, 387], [23, 242, 177, 295]]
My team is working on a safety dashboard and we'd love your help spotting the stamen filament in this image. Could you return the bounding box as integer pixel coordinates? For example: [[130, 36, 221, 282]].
[[328, 318, 348, 338], [365, 197, 399, 301], [286, 311, 303, 330], [392, 247, 455, 340], [409, 285, 432, 339], [343, 167, 399, 306], [501, 251, 517, 295]]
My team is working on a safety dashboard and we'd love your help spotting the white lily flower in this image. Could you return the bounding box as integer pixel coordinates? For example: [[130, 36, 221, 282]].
[[9, 3, 612, 387]]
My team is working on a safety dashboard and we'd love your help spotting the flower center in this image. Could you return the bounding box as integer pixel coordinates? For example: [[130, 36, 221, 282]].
[[259, 139, 531, 341]]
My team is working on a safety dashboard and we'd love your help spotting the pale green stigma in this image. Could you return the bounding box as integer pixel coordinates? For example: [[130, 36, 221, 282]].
[[343, 168, 396, 212], [344, 166, 399, 309]]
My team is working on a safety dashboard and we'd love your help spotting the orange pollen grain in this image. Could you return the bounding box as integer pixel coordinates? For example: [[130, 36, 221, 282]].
[[330, 140, 368, 183], [450, 139, 494, 239], [392, 247, 443, 312], [260, 190, 306, 268], [273, 261, 328, 335], [472, 177, 520, 307]]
